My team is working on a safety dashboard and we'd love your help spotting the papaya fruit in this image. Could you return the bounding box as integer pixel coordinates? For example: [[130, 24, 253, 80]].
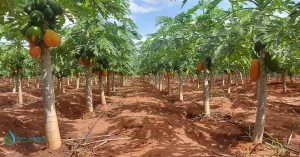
[[43, 29, 61, 47], [167, 72, 173, 76], [25, 26, 42, 43], [11, 66, 17, 71], [101, 70, 107, 77], [43, 5, 54, 19], [249, 59, 260, 82], [79, 57, 84, 65], [32, 0, 46, 11], [47, 1, 63, 16], [83, 57, 94, 66], [265, 51, 279, 72], [29, 44, 41, 58], [21, 22, 32, 37], [76, 72, 81, 77], [196, 62, 204, 72], [24, 2, 33, 15], [30, 10, 44, 25], [95, 71, 101, 77]]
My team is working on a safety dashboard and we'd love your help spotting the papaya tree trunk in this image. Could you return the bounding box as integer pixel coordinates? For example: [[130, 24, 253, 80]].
[[254, 80, 259, 99], [197, 73, 200, 89], [155, 74, 158, 89], [85, 66, 93, 112], [222, 73, 225, 86], [168, 75, 171, 95], [159, 73, 163, 91], [290, 75, 294, 83], [209, 70, 214, 98], [235, 73, 238, 87], [17, 70, 23, 105], [112, 74, 115, 92], [76, 77, 80, 90], [35, 59, 40, 89], [13, 75, 17, 93], [252, 49, 268, 143], [107, 72, 111, 96], [282, 72, 286, 93], [41, 45, 61, 150], [178, 71, 183, 101], [61, 78, 65, 93], [27, 77, 30, 87], [123, 75, 126, 86], [203, 69, 210, 116], [240, 72, 244, 85], [67, 76, 70, 85], [227, 74, 231, 94], [94, 77, 97, 85], [148, 74, 151, 84], [57, 77, 61, 94], [99, 75, 106, 105], [120, 75, 123, 87]]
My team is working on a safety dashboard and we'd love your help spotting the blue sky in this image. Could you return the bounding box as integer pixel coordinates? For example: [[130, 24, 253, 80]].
[[129, 0, 300, 41], [129, 0, 231, 40]]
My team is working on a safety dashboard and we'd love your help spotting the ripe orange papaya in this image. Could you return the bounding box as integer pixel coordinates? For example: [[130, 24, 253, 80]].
[[29, 44, 41, 58], [249, 59, 260, 82], [43, 29, 61, 47], [197, 62, 204, 72]]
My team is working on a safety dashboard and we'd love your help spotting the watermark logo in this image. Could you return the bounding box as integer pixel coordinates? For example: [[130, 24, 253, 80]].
[[3, 129, 47, 146], [4, 130, 16, 145]]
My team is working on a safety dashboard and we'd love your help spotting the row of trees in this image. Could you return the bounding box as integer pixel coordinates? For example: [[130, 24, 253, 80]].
[[137, 0, 300, 143], [0, 0, 139, 150]]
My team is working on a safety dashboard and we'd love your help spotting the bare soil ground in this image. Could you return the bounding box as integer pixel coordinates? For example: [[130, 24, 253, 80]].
[[0, 76, 299, 157]]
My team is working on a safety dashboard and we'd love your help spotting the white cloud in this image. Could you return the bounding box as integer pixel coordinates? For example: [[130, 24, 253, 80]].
[[130, 1, 159, 13], [273, 11, 288, 18]]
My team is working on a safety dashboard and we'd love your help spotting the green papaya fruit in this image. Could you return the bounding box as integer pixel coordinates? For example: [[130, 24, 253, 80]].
[[265, 51, 279, 72], [43, 5, 54, 19], [48, 1, 63, 16], [24, 2, 33, 15], [21, 22, 32, 37], [32, 0, 47, 11], [30, 10, 44, 25]]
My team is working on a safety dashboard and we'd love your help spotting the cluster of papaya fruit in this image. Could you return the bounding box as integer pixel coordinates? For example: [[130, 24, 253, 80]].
[[75, 72, 81, 78], [164, 71, 174, 78], [196, 57, 212, 72], [21, 0, 63, 59], [76, 46, 97, 67], [11, 54, 26, 72], [250, 41, 279, 82], [93, 57, 110, 77], [94, 70, 108, 77], [223, 69, 235, 76]]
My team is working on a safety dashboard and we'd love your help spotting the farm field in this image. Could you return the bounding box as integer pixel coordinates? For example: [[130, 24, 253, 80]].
[[0, 76, 299, 157], [1, 0, 300, 157]]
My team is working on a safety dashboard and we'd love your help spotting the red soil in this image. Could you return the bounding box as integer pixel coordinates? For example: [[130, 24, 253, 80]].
[[0, 76, 299, 157]]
